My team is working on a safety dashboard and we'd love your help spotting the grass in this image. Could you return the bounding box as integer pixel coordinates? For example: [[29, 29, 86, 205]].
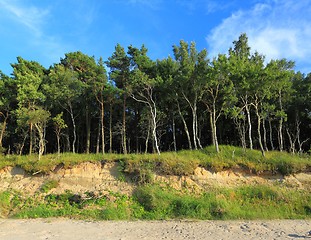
[[0, 145, 310, 220], [1, 184, 310, 220], [0, 145, 310, 176]]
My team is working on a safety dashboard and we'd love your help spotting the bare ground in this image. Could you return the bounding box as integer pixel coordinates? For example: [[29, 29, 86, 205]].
[[0, 219, 310, 240]]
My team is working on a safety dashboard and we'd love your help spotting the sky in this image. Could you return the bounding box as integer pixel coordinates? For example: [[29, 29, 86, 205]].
[[0, 0, 311, 75]]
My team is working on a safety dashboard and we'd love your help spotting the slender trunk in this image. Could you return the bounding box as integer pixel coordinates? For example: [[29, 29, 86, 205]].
[[96, 117, 100, 154], [0, 112, 8, 147], [19, 134, 27, 155], [145, 120, 150, 154], [212, 108, 219, 153], [263, 118, 268, 151], [234, 117, 246, 150], [172, 115, 177, 152], [109, 104, 113, 154], [245, 103, 253, 150], [69, 106, 76, 153], [123, 95, 127, 154], [177, 101, 192, 150], [210, 113, 215, 146], [286, 128, 295, 154], [86, 106, 91, 154], [195, 109, 203, 149], [29, 123, 33, 155], [56, 132, 60, 155], [192, 105, 198, 150], [150, 103, 160, 155], [268, 116, 274, 150], [100, 100, 105, 154], [34, 123, 45, 160], [278, 90, 284, 151], [278, 118, 285, 152], [255, 106, 265, 157]]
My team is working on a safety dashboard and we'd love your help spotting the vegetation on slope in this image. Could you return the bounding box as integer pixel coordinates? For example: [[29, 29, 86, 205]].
[[1, 145, 310, 220], [0, 145, 310, 176], [0, 184, 310, 220]]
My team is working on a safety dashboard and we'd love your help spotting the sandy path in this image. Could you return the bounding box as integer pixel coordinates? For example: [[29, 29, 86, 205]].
[[0, 219, 310, 240]]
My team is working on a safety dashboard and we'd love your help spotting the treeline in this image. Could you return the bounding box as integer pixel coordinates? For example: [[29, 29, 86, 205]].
[[0, 33, 311, 157]]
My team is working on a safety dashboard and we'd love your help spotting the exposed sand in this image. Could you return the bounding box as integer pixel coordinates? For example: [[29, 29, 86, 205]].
[[0, 219, 310, 240]]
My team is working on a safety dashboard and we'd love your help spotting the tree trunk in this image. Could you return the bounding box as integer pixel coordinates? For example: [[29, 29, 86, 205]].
[[100, 100, 105, 154], [56, 133, 60, 155], [278, 118, 284, 151], [109, 104, 113, 154], [235, 118, 246, 150], [0, 112, 8, 148], [86, 106, 91, 154], [195, 110, 203, 149], [176, 101, 192, 150], [172, 115, 177, 152], [34, 123, 45, 160], [145, 120, 150, 154], [268, 116, 274, 150], [210, 103, 219, 153], [122, 95, 127, 154], [210, 113, 215, 146], [150, 102, 160, 155], [255, 107, 265, 157], [29, 123, 33, 155], [286, 128, 294, 154], [96, 117, 100, 154], [278, 90, 284, 152], [245, 103, 253, 150], [263, 118, 268, 151], [67, 104, 76, 153]]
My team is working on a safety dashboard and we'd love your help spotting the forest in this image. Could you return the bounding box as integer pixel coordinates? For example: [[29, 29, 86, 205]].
[[0, 33, 311, 157]]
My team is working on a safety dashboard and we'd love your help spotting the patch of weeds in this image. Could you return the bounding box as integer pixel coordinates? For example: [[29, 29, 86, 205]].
[[40, 180, 59, 193]]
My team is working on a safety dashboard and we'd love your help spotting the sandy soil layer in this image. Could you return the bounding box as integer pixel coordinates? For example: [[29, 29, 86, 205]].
[[0, 219, 310, 240]]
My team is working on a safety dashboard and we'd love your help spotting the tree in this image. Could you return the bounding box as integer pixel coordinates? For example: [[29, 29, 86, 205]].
[[249, 52, 269, 156], [106, 44, 131, 154], [60, 51, 99, 153], [0, 72, 15, 151], [52, 112, 67, 155], [203, 54, 235, 153], [229, 33, 254, 150], [45, 64, 82, 153], [128, 45, 162, 155], [90, 57, 108, 154], [173, 40, 208, 150], [12, 57, 47, 156], [266, 59, 295, 151]]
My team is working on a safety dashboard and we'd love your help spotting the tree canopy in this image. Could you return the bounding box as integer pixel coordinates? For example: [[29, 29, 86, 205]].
[[1, 33, 310, 157]]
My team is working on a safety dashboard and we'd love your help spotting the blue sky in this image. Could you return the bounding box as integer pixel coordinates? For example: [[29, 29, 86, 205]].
[[0, 0, 310, 75]]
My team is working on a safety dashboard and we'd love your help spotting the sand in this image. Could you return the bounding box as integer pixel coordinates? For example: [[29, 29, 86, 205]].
[[0, 219, 310, 240]]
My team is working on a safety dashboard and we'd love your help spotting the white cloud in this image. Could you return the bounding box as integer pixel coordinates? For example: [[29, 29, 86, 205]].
[[0, 0, 49, 37], [0, 0, 69, 68], [206, 0, 311, 72]]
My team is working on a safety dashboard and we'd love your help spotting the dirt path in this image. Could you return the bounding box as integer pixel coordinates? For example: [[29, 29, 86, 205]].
[[0, 219, 310, 239]]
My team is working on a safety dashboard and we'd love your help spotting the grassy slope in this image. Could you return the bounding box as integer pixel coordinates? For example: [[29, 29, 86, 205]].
[[0, 145, 311, 220], [1, 145, 310, 176]]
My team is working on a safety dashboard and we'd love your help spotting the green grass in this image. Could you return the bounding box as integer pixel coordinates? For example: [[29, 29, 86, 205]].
[[1, 184, 310, 220], [0, 145, 310, 176]]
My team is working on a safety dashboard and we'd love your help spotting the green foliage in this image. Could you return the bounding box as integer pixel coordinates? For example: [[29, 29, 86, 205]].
[[0, 191, 11, 217], [1, 183, 310, 220], [133, 184, 311, 220], [40, 180, 59, 193]]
